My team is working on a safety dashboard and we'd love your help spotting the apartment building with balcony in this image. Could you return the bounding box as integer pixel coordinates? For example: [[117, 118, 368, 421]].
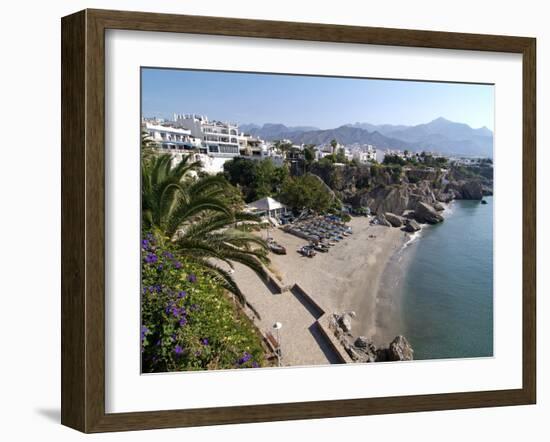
[[173, 113, 240, 157], [143, 121, 205, 153]]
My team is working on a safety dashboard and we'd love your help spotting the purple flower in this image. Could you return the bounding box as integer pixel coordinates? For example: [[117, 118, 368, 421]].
[[144, 253, 157, 264], [173, 261, 182, 269], [187, 273, 197, 283], [140, 325, 149, 341], [237, 352, 252, 365], [174, 345, 184, 355], [252, 361, 259, 368], [157, 264, 163, 271], [168, 304, 186, 319], [179, 317, 187, 326], [201, 338, 209, 346], [141, 239, 150, 250], [163, 251, 174, 259], [177, 291, 187, 299]]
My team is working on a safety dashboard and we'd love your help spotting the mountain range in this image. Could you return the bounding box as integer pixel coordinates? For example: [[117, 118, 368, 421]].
[[240, 117, 493, 157]]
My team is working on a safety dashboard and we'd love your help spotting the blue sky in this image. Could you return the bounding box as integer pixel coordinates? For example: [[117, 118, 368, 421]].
[[141, 68, 494, 130]]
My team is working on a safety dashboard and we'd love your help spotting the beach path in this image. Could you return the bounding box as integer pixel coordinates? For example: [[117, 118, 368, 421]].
[[232, 263, 340, 367]]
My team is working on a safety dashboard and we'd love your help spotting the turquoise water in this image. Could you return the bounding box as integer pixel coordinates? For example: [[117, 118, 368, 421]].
[[400, 197, 494, 360]]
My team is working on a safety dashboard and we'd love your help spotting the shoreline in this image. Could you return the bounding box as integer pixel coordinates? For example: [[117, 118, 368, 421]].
[[352, 226, 409, 346], [370, 228, 416, 346], [371, 202, 456, 346]]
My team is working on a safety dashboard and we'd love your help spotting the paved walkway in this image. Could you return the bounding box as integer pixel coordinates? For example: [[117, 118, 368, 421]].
[[232, 263, 340, 367]]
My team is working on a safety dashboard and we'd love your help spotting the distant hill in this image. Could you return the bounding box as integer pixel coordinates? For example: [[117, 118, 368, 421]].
[[347, 117, 493, 157], [346, 122, 410, 133], [288, 126, 411, 150], [240, 123, 319, 138], [243, 118, 493, 157]]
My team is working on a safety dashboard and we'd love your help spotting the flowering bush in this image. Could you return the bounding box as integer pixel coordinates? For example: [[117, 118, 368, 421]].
[[141, 233, 266, 372]]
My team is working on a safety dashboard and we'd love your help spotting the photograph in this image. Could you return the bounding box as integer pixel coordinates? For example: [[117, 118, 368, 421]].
[[140, 68, 494, 373]]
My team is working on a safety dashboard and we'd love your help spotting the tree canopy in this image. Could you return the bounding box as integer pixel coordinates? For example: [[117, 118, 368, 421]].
[[279, 174, 336, 213], [223, 157, 288, 202]]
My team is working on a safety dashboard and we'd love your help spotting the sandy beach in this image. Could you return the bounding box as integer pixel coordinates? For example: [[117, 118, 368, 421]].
[[232, 217, 409, 365]]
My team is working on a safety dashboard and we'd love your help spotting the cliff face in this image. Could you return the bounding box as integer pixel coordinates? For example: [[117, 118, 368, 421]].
[[352, 180, 440, 216], [310, 162, 492, 216]]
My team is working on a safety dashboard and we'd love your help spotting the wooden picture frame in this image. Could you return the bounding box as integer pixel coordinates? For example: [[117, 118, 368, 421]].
[[61, 8, 536, 433]]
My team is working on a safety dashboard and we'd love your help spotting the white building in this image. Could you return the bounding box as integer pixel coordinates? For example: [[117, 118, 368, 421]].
[[319, 141, 343, 155], [353, 145, 377, 163], [145, 113, 286, 173], [144, 122, 204, 153], [173, 114, 240, 158]]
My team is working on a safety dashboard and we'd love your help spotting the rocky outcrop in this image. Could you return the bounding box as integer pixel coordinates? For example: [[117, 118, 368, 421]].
[[388, 335, 414, 361], [374, 214, 392, 227], [354, 181, 439, 217], [460, 180, 484, 200], [446, 180, 484, 200], [403, 219, 421, 232], [385, 212, 404, 227], [337, 311, 355, 333], [330, 313, 414, 363], [405, 168, 440, 183], [375, 336, 414, 362], [414, 202, 444, 224], [433, 202, 445, 211], [312, 161, 492, 214], [436, 192, 454, 203], [358, 185, 411, 216]]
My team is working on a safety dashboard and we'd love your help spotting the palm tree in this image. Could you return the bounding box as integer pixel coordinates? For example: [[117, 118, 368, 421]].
[[142, 153, 269, 314], [141, 129, 158, 161]]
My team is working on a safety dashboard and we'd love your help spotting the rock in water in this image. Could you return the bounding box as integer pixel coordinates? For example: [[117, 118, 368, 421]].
[[414, 202, 444, 224], [385, 212, 404, 227], [460, 180, 484, 200], [387, 336, 414, 361], [481, 199, 488, 205], [403, 219, 421, 232], [433, 202, 445, 211]]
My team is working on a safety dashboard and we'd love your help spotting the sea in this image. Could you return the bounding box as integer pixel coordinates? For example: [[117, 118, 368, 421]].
[[381, 197, 494, 360]]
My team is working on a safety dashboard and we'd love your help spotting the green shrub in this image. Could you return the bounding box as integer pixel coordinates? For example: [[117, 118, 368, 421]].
[[141, 233, 266, 372]]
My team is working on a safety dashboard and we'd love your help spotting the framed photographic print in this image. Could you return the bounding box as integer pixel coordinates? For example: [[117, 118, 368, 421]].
[[61, 9, 536, 433]]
